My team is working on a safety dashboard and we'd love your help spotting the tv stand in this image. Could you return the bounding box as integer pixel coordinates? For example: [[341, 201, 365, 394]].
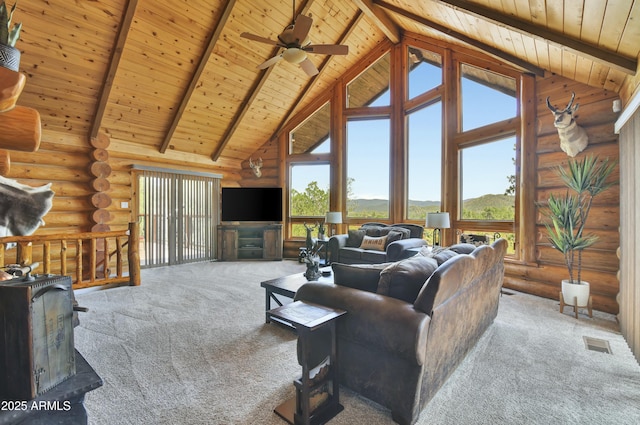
[[218, 223, 282, 261]]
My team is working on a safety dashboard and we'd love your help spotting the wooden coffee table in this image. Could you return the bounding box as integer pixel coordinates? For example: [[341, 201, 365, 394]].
[[261, 267, 333, 326]]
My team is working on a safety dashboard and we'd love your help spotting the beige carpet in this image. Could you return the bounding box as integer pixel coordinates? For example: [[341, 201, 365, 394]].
[[74, 260, 640, 425]]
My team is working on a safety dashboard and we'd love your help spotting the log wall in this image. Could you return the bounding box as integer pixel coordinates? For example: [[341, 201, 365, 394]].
[[503, 73, 621, 314]]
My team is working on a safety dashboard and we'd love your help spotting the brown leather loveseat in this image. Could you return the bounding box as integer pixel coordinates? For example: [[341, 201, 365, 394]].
[[295, 239, 508, 425]]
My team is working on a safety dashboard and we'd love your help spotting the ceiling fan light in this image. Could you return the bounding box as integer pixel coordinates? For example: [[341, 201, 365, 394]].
[[282, 48, 307, 64]]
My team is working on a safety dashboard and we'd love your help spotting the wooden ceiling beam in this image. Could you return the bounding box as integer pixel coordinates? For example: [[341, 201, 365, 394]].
[[353, 0, 401, 44], [89, 0, 138, 140], [210, 0, 316, 161], [272, 11, 365, 139], [435, 0, 637, 74], [160, 0, 237, 154], [373, 0, 545, 77]]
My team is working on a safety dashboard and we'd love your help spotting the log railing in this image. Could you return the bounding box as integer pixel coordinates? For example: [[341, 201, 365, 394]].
[[0, 222, 140, 289]]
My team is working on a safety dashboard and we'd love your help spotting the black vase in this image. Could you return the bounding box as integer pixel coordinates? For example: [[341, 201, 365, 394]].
[[0, 43, 20, 71]]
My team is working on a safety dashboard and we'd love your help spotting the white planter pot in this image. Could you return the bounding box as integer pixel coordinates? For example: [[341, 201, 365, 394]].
[[561, 279, 590, 307]]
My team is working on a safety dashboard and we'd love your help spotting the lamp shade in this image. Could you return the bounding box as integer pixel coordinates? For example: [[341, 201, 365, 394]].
[[426, 212, 450, 229], [325, 212, 342, 224]]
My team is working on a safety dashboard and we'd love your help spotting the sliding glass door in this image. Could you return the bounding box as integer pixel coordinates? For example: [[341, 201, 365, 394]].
[[137, 169, 220, 267]]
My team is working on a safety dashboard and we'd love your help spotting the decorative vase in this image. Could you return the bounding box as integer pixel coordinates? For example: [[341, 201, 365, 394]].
[[304, 256, 321, 281], [561, 279, 590, 307], [0, 43, 21, 71]]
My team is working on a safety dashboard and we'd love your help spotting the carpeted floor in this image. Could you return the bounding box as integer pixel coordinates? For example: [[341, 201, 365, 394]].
[[74, 260, 640, 425]]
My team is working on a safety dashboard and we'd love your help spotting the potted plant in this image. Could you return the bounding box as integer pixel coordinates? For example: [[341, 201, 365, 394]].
[[544, 154, 617, 310], [0, 0, 22, 71]]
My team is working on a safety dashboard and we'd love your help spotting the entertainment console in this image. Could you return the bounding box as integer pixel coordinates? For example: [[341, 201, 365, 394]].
[[217, 223, 283, 261]]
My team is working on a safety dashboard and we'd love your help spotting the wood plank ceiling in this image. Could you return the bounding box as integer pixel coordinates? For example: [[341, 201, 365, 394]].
[[13, 0, 640, 170]]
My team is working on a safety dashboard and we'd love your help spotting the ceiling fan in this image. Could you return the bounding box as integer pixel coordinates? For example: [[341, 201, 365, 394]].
[[240, 2, 349, 77]]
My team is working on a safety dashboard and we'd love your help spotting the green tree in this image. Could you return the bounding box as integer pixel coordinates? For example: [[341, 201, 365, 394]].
[[291, 181, 329, 216]]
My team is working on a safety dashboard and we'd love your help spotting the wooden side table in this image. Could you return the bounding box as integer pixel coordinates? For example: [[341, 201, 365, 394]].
[[268, 301, 346, 425]]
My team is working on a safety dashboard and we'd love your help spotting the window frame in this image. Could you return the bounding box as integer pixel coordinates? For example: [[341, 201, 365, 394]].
[[448, 56, 523, 257]]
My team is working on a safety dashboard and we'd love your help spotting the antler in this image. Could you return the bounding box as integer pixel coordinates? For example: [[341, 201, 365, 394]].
[[546, 96, 557, 113], [565, 92, 576, 110]]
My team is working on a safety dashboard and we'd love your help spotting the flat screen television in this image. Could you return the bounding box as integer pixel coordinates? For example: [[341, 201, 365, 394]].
[[221, 187, 283, 222]]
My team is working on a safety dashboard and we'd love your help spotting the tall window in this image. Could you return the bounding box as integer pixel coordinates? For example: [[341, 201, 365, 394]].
[[287, 102, 332, 239], [346, 118, 390, 219], [407, 102, 442, 219], [457, 63, 518, 252]]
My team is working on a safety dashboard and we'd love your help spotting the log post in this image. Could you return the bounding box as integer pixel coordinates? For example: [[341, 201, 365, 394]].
[[17, 242, 33, 266], [0, 106, 41, 151], [128, 221, 141, 286]]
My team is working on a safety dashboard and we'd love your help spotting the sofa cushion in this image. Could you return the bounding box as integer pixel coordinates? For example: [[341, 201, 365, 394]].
[[360, 235, 388, 251], [361, 249, 388, 263], [377, 255, 438, 303], [332, 262, 392, 293], [346, 229, 366, 247], [339, 247, 365, 262]]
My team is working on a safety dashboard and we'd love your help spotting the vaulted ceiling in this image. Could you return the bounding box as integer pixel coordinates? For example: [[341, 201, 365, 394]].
[[14, 0, 640, 170]]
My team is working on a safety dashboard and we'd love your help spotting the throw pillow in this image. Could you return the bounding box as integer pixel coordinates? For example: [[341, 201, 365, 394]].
[[419, 245, 459, 265], [359, 235, 388, 251], [362, 225, 386, 237], [346, 229, 366, 247], [387, 226, 411, 239], [448, 243, 477, 254], [377, 255, 438, 303], [414, 270, 443, 315], [385, 230, 404, 248]]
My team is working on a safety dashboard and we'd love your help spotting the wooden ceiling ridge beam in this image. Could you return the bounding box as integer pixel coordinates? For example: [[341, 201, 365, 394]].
[[353, 0, 401, 44], [89, 0, 139, 140], [272, 11, 365, 139], [435, 0, 637, 75], [372, 0, 545, 77], [160, 0, 238, 154], [210, 0, 316, 161]]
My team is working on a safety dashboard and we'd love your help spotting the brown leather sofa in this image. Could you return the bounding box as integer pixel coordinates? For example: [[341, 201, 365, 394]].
[[295, 239, 508, 425], [327, 222, 427, 264]]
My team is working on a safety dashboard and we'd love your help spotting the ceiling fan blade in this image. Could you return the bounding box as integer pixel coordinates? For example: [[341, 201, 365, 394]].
[[241, 32, 279, 46], [305, 44, 349, 55], [258, 55, 283, 70], [291, 14, 313, 44], [299, 58, 319, 77]]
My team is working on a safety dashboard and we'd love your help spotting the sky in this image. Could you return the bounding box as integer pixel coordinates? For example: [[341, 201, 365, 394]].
[[293, 60, 517, 202]]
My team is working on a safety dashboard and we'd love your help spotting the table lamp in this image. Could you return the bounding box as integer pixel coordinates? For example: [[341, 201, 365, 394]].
[[325, 212, 342, 236], [426, 212, 450, 247]]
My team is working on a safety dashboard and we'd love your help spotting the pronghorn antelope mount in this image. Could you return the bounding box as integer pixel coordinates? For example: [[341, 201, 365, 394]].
[[546, 92, 589, 157], [249, 157, 263, 178]]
